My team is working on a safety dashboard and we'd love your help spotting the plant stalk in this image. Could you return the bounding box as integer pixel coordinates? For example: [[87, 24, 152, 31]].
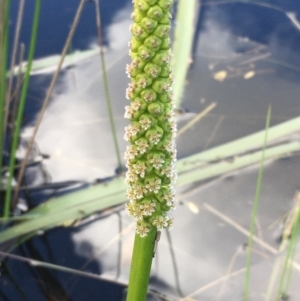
[[126, 228, 157, 301], [0, 0, 11, 192]]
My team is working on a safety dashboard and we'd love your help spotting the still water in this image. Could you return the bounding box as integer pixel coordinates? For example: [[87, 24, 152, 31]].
[[1, 0, 300, 300]]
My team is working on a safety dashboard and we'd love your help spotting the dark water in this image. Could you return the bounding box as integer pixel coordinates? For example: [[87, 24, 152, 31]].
[[2, 0, 300, 300]]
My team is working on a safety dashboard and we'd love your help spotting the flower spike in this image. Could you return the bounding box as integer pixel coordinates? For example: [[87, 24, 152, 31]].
[[124, 0, 176, 237]]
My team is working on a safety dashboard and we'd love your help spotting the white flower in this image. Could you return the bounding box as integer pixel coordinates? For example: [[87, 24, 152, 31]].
[[149, 132, 162, 144], [164, 191, 175, 205], [134, 184, 147, 199], [132, 162, 146, 178], [141, 202, 156, 216], [135, 139, 148, 154], [150, 157, 164, 169], [161, 165, 174, 178], [139, 118, 152, 130], [164, 140, 175, 153], [131, 101, 141, 111], [124, 124, 140, 141], [166, 216, 174, 229], [124, 106, 134, 119], [125, 170, 138, 184], [146, 178, 161, 193], [133, 206, 144, 221], [126, 188, 137, 201], [152, 215, 168, 230], [125, 202, 135, 217], [136, 223, 150, 237], [124, 145, 138, 160]]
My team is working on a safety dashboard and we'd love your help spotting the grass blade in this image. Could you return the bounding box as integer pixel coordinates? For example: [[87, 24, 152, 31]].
[[4, 0, 41, 218], [244, 105, 272, 301], [176, 115, 300, 174], [94, 0, 122, 172], [276, 198, 300, 300], [4, 0, 25, 144], [0, 0, 11, 191], [172, 0, 198, 109]]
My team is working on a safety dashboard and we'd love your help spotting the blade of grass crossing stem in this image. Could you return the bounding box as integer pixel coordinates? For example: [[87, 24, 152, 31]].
[[276, 207, 300, 301], [0, 0, 11, 191], [4, 0, 41, 218], [0, 139, 299, 244], [94, 0, 122, 171], [244, 105, 272, 301], [172, 0, 198, 109], [126, 228, 157, 301]]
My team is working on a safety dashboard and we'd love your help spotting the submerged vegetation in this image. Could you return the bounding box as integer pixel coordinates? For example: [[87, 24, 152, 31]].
[[0, 0, 300, 300]]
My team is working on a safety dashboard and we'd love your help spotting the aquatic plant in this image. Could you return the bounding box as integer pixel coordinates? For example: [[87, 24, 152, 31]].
[[124, 0, 176, 237], [124, 0, 176, 299]]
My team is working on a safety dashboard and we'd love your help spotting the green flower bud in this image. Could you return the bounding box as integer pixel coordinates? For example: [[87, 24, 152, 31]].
[[144, 0, 158, 5], [131, 23, 149, 40], [145, 125, 164, 144], [160, 37, 171, 49], [147, 5, 164, 20], [131, 54, 147, 70], [130, 37, 143, 52], [135, 73, 153, 88], [147, 102, 163, 116], [144, 35, 162, 51], [152, 78, 171, 93], [139, 113, 156, 129], [138, 45, 155, 61], [158, 92, 172, 103], [144, 62, 161, 78], [133, 97, 148, 112], [157, 0, 173, 11], [152, 50, 171, 66], [136, 0, 151, 12], [158, 13, 171, 25], [131, 9, 145, 23], [159, 65, 171, 77], [153, 24, 170, 39], [141, 88, 157, 102], [158, 117, 172, 133], [141, 17, 158, 33]]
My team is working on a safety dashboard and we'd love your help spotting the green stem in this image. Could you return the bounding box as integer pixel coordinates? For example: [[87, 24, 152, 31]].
[[4, 0, 41, 217], [126, 227, 157, 301], [0, 0, 11, 191]]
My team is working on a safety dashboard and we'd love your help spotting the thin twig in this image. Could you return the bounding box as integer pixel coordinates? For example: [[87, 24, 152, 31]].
[[166, 230, 184, 297], [0, 250, 125, 284], [10, 43, 25, 143], [177, 102, 216, 137]]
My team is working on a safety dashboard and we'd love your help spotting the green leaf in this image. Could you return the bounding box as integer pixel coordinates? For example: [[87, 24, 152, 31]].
[[172, 0, 198, 108]]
